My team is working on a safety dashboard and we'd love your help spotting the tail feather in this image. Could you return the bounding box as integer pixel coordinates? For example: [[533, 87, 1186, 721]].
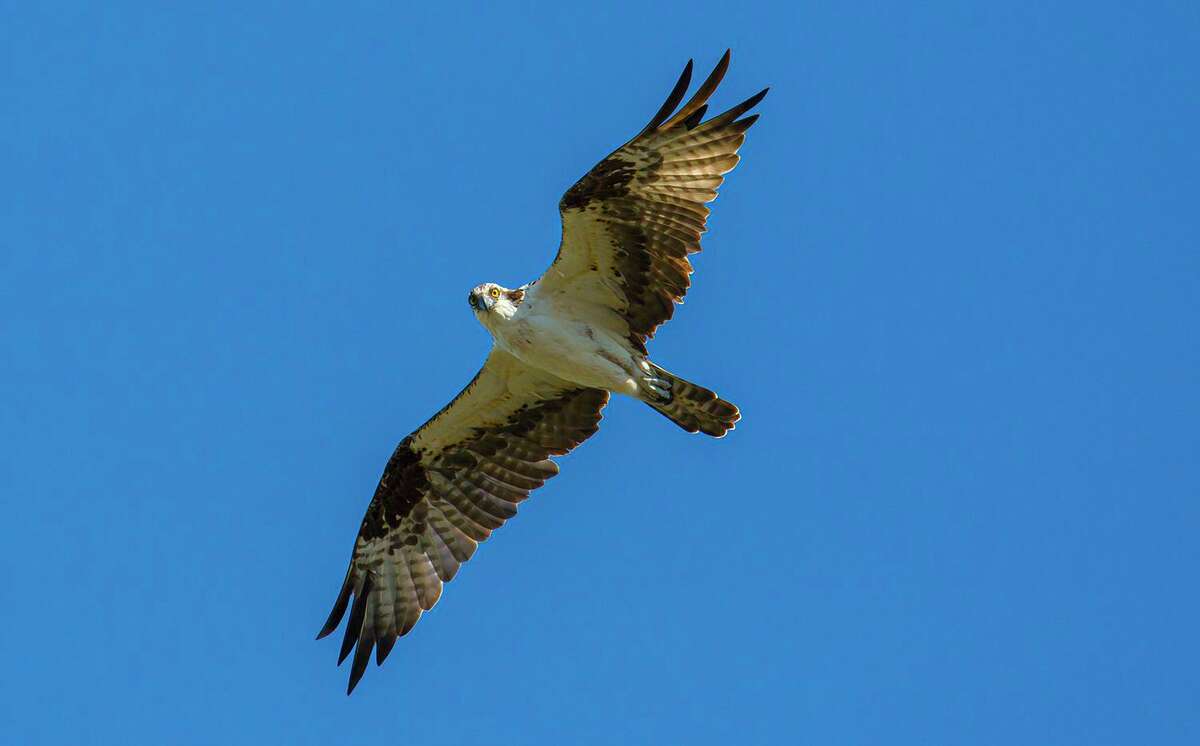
[[641, 363, 740, 438]]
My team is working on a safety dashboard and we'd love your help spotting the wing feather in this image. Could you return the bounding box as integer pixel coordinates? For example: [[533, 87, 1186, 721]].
[[317, 348, 608, 694], [537, 51, 767, 352]]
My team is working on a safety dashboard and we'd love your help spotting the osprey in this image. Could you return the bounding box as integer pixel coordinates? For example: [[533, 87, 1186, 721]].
[[318, 51, 767, 693]]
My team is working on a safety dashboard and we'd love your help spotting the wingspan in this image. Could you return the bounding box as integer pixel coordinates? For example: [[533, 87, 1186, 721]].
[[536, 50, 767, 353], [317, 349, 608, 694]]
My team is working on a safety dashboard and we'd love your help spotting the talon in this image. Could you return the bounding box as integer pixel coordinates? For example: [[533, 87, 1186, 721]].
[[645, 379, 671, 399]]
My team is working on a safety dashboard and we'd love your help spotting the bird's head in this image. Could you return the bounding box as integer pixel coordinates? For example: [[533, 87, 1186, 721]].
[[468, 283, 525, 322]]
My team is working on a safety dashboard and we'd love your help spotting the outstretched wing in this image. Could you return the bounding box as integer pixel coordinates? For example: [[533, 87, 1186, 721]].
[[534, 50, 767, 353], [317, 348, 608, 694]]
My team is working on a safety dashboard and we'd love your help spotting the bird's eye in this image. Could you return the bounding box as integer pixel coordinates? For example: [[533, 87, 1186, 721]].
[[489, 288, 500, 299]]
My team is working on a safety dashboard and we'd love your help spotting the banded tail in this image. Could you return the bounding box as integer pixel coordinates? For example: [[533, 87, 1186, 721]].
[[640, 362, 740, 438]]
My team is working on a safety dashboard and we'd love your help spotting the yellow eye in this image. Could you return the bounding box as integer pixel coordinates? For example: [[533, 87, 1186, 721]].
[[489, 288, 500, 299]]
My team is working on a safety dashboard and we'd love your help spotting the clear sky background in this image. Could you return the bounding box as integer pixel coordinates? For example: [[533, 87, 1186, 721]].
[[3, 2, 1198, 744]]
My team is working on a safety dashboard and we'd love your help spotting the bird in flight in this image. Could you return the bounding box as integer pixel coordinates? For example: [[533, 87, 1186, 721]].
[[318, 50, 767, 694]]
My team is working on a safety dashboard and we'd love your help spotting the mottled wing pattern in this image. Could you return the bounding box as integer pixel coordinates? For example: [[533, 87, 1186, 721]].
[[317, 349, 608, 694], [540, 50, 767, 353]]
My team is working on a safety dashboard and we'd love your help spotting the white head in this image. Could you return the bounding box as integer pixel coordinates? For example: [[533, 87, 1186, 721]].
[[467, 282, 525, 326]]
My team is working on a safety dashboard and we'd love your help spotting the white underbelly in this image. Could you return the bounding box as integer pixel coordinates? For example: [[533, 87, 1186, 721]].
[[494, 314, 640, 396]]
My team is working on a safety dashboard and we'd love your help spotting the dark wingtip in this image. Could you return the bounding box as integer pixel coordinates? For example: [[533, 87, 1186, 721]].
[[375, 635, 397, 666], [642, 58, 694, 135], [316, 574, 353, 640], [743, 87, 770, 111], [347, 634, 375, 695], [337, 575, 372, 666], [662, 50, 731, 130], [710, 87, 770, 129]]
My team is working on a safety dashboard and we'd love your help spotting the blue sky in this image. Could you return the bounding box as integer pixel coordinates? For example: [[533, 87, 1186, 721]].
[[3, 2, 1198, 743]]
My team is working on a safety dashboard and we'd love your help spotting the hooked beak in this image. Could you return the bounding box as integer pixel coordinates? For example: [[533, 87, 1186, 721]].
[[468, 292, 483, 312]]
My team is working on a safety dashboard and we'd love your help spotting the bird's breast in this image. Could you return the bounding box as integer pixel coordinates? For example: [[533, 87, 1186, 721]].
[[493, 312, 637, 393]]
